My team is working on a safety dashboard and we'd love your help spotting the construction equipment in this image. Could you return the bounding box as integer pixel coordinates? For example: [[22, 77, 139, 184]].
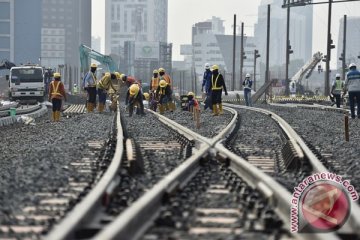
[[289, 51, 323, 95], [0, 59, 16, 70], [79, 44, 117, 74]]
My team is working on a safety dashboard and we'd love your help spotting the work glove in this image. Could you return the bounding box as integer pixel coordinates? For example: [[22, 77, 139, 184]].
[[225, 92, 228, 96]]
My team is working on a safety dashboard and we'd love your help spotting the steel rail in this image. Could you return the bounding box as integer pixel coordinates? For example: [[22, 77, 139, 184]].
[[45, 103, 124, 240], [0, 103, 41, 117], [224, 103, 360, 237], [93, 108, 239, 240], [214, 143, 340, 240]]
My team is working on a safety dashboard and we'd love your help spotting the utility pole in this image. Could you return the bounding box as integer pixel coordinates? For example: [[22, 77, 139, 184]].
[[341, 15, 347, 80], [285, 4, 291, 96], [240, 22, 245, 90], [265, 4, 271, 99], [254, 49, 260, 91], [232, 14, 236, 91], [325, 0, 333, 96]]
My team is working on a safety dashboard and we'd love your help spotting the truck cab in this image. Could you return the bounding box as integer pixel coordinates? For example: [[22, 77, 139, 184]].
[[7, 65, 45, 102]]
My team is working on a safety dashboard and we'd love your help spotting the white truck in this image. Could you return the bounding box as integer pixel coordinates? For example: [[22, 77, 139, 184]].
[[6, 65, 45, 102]]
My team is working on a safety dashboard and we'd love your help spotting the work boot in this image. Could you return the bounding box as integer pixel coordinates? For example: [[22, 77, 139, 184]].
[[159, 104, 165, 114], [51, 112, 56, 122], [219, 103, 223, 115], [55, 111, 61, 121], [213, 104, 219, 116], [98, 103, 104, 113]]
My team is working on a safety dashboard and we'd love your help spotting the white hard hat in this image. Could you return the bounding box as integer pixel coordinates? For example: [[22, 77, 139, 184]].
[[205, 63, 210, 69], [245, 73, 251, 78], [349, 63, 356, 69], [335, 73, 341, 78]]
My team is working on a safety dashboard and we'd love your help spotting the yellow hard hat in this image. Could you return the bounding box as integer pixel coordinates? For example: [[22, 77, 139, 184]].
[[187, 91, 194, 97], [90, 63, 97, 68], [129, 84, 140, 96], [159, 79, 167, 88], [105, 72, 111, 77], [158, 68, 165, 73], [153, 69, 159, 74], [53, 72, 61, 78], [212, 65, 219, 71], [115, 72, 121, 79], [120, 74, 126, 81], [143, 92, 150, 100]]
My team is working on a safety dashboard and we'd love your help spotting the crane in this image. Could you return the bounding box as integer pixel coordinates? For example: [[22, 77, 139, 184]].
[[0, 59, 16, 70], [289, 51, 323, 95], [79, 44, 117, 74]]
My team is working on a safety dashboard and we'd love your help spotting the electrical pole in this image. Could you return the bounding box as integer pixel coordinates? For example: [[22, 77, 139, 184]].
[[342, 15, 347, 80], [240, 22, 245, 90], [325, 0, 333, 96], [285, 4, 291, 96], [254, 49, 260, 91], [265, 4, 271, 99], [232, 14, 236, 91]]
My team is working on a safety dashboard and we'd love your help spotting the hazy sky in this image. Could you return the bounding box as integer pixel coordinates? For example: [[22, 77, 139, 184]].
[[91, 0, 360, 66]]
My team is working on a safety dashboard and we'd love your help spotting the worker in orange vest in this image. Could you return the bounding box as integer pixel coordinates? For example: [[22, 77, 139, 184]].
[[150, 69, 159, 92], [48, 72, 67, 121]]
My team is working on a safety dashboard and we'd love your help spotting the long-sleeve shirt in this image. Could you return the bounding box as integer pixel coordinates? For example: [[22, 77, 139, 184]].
[[160, 74, 172, 87], [243, 78, 253, 90], [202, 70, 212, 93], [83, 71, 97, 88], [49, 80, 66, 100], [209, 73, 227, 93], [345, 69, 360, 92], [97, 75, 115, 91]]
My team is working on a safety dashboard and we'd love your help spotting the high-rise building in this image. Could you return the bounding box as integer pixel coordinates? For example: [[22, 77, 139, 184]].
[[41, 0, 91, 69], [254, 0, 313, 67], [337, 16, 360, 70], [105, 0, 168, 55], [92, 36, 102, 53], [0, 0, 42, 64]]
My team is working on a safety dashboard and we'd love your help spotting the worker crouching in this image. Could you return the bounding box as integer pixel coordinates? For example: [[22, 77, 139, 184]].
[[187, 92, 200, 112], [157, 80, 173, 114], [126, 84, 145, 117], [209, 65, 228, 116], [48, 72, 67, 122], [97, 72, 117, 113]]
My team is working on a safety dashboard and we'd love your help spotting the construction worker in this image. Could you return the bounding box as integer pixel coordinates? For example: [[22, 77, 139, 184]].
[[125, 83, 145, 117], [149, 91, 159, 112], [97, 72, 117, 113], [158, 68, 175, 111], [242, 73, 253, 107], [187, 92, 200, 112], [209, 65, 228, 116], [48, 72, 67, 122], [73, 83, 78, 95], [201, 63, 212, 110], [344, 63, 360, 119], [83, 63, 98, 112], [120, 74, 141, 88], [157, 79, 172, 114], [158, 68, 172, 87], [150, 69, 159, 92], [330, 73, 344, 108]]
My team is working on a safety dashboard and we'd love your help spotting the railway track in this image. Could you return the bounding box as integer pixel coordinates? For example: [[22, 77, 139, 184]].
[[91, 106, 343, 240], [0, 102, 48, 126]]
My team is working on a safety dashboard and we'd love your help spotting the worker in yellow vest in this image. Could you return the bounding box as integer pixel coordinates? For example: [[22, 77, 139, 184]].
[[48, 72, 67, 121], [97, 72, 117, 113], [209, 65, 228, 116]]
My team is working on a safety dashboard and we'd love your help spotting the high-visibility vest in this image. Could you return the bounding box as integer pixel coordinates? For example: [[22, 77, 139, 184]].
[[73, 85, 78, 94], [151, 77, 159, 91], [335, 79, 343, 91], [51, 81, 62, 97], [211, 74, 222, 90]]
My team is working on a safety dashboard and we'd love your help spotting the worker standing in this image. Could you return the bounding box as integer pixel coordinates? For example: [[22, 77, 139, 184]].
[[83, 63, 98, 112], [344, 63, 360, 119], [330, 73, 344, 108], [48, 72, 67, 122], [158, 68, 175, 111], [150, 69, 159, 92], [125, 83, 145, 117], [97, 72, 117, 113], [201, 63, 212, 111], [242, 73, 253, 107], [157, 80, 172, 114], [73, 83, 78, 95], [209, 65, 228, 116]]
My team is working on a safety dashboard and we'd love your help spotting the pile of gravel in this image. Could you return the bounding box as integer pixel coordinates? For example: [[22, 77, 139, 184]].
[[0, 110, 114, 231]]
